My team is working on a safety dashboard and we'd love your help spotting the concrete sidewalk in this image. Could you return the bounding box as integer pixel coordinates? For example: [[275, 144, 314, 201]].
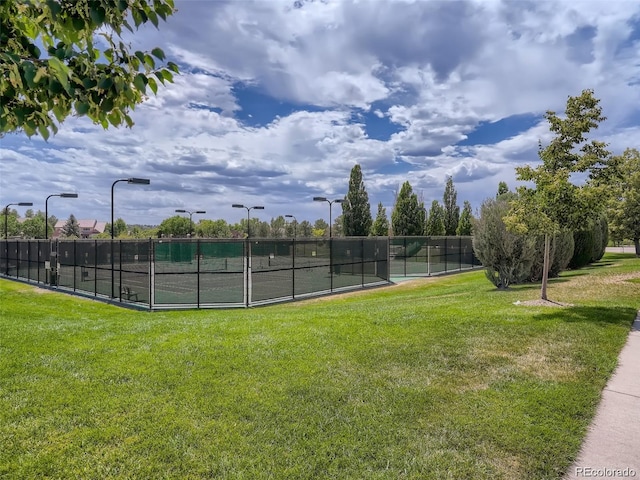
[[565, 311, 640, 479]]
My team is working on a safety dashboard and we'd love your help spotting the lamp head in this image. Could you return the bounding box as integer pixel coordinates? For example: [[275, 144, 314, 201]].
[[18, 202, 33, 206], [252, 206, 265, 210], [175, 209, 186, 213], [128, 178, 150, 185], [313, 196, 327, 202], [60, 193, 78, 198], [232, 204, 245, 209], [195, 210, 206, 214]]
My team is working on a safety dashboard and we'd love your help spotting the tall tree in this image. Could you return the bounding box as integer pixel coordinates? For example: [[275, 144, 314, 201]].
[[392, 181, 423, 236], [197, 219, 231, 238], [425, 200, 445, 236], [602, 148, 640, 256], [497, 181, 509, 197], [61, 214, 80, 238], [270, 216, 286, 238], [158, 215, 191, 237], [442, 176, 460, 235], [22, 211, 46, 238], [371, 202, 389, 236], [1, 208, 20, 238], [342, 164, 372, 236], [298, 220, 313, 238], [456, 200, 473, 236], [332, 214, 344, 237], [505, 89, 610, 300], [1, 0, 179, 139], [313, 218, 329, 237]]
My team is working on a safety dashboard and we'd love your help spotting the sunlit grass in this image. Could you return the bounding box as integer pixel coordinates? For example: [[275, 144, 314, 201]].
[[1, 253, 638, 479]]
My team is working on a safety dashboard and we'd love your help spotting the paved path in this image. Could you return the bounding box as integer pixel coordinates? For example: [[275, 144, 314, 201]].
[[605, 246, 638, 255], [565, 311, 640, 479]]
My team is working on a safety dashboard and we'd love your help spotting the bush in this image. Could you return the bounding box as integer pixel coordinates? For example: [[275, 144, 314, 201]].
[[591, 216, 608, 263], [569, 229, 595, 269], [528, 230, 575, 282], [473, 198, 537, 289]]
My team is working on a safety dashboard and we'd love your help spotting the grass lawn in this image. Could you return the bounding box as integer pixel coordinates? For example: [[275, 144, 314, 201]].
[[1, 253, 638, 479]]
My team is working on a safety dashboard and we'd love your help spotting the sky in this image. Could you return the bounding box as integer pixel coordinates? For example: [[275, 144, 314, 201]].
[[1, 0, 640, 227]]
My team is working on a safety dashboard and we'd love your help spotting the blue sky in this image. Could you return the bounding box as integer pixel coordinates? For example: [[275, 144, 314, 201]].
[[2, 0, 640, 227]]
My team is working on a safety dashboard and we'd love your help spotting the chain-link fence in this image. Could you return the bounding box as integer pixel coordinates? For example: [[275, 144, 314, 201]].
[[1, 236, 478, 309]]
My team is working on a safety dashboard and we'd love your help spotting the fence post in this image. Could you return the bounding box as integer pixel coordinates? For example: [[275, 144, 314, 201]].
[[330, 238, 334, 292], [246, 239, 252, 307], [292, 237, 296, 300], [94, 240, 97, 296], [118, 240, 122, 301], [197, 239, 201, 308], [73, 240, 77, 291], [149, 238, 155, 308]]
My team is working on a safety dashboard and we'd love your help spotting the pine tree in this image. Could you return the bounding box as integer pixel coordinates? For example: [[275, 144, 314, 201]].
[[443, 176, 460, 235], [426, 200, 445, 236], [342, 164, 372, 236], [456, 201, 473, 236], [371, 202, 389, 236], [61, 214, 80, 238], [391, 182, 423, 236]]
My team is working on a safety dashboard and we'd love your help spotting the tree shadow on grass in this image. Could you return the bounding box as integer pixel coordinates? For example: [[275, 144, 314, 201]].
[[532, 305, 637, 327]]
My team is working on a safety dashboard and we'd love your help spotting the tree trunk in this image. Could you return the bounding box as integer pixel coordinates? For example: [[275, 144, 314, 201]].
[[541, 233, 551, 301], [635, 238, 640, 257]]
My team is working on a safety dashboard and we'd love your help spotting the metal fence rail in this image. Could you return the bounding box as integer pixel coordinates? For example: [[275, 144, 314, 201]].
[[1, 236, 478, 309]]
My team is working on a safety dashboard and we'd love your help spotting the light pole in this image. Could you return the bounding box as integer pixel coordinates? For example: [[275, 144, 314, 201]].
[[285, 214, 297, 238], [175, 209, 206, 237], [313, 196, 344, 237], [232, 204, 264, 238], [111, 178, 150, 298], [45, 193, 78, 239], [4, 202, 33, 239]]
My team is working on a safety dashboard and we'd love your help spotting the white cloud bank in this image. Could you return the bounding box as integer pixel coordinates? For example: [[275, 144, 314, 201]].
[[2, 0, 640, 225]]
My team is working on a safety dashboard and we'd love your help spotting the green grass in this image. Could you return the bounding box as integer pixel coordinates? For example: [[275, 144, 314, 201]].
[[1, 253, 639, 479]]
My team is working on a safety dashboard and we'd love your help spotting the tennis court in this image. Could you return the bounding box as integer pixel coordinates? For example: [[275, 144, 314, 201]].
[[1, 236, 478, 309]]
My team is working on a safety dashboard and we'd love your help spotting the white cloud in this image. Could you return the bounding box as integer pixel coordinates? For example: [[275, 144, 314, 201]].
[[2, 0, 640, 225]]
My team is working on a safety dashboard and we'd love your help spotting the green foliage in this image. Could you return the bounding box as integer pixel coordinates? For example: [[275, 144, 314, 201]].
[[505, 89, 610, 298], [370, 202, 389, 236], [0, 0, 179, 138], [497, 181, 509, 197], [473, 197, 536, 289], [114, 217, 127, 237], [1, 209, 20, 238], [442, 176, 459, 235], [196, 219, 231, 238], [456, 200, 473, 236], [528, 230, 575, 282], [391, 182, 424, 237], [270, 216, 286, 238], [158, 215, 191, 238], [21, 212, 46, 238], [61, 214, 80, 238], [342, 164, 372, 236], [425, 200, 445, 236], [298, 220, 313, 237], [313, 218, 328, 237], [591, 215, 608, 263], [392, 182, 423, 236], [569, 229, 595, 269], [601, 149, 640, 256]]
